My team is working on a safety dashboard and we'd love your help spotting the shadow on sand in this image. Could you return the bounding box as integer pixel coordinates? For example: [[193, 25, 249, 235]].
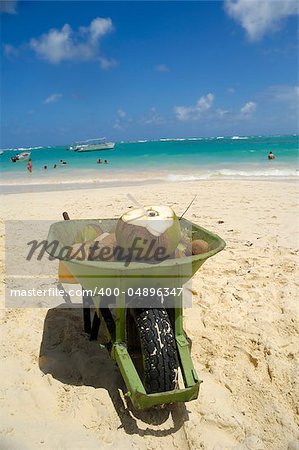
[[39, 304, 190, 436]]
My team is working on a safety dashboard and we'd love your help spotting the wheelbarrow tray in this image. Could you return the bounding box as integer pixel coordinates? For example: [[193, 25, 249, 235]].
[[47, 217, 225, 291]]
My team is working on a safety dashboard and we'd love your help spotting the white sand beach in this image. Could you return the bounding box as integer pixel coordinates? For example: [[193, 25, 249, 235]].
[[0, 179, 298, 449]]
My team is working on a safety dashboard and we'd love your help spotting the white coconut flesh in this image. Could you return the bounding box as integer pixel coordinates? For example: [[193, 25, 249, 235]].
[[122, 205, 176, 237]]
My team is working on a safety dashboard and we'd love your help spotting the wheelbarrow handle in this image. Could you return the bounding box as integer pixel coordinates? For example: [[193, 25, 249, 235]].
[[62, 211, 70, 221]]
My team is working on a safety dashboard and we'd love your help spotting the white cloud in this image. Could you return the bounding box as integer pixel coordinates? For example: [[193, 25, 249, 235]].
[[261, 85, 299, 112], [29, 17, 114, 67], [175, 93, 214, 121], [240, 101, 256, 116], [80, 17, 113, 42], [0, 0, 17, 14], [155, 64, 169, 72], [99, 56, 117, 70], [216, 108, 230, 118], [117, 109, 126, 118], [141, 107, 164, 125], [30, 24, 91, 63], [265, 85, 299, 103], [225, 0, 299, 41], [44, 93, 62, 104], [113, 120, 123, 130], [3, 43, 19, 57], [113, 109, 131, 130], [196, 93, 214, 112]]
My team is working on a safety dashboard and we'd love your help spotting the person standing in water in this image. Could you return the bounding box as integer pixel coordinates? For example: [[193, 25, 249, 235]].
[[268, 151, 275, 160], [27, 159, 33, 173]]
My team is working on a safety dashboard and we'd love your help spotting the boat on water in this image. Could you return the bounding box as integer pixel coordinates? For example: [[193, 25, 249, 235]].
[[11, 151, 31, 162], [68, 138, 115, 152]]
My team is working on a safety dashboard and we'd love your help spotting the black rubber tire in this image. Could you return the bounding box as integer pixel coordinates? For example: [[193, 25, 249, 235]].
[[131, 308, 178, 394]]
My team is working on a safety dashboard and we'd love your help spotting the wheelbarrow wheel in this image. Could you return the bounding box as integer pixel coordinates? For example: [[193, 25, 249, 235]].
[[129, 308, 179, 394]]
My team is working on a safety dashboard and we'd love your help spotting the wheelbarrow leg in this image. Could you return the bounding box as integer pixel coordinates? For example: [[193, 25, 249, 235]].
[[90, 312, 101, 341], [82, 291, 92, 334]]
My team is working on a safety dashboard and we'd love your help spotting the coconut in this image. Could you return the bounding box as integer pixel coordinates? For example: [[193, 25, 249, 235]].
[[116, 205, 181, 260], [192, 239, 210, 255], [88, 233, 117, 262], [74, 223, 103, 244], [101, 232, 117, 247], [69, 242, 93, 260], [95, 232, 115, 244], [68, 232, 118, 262]]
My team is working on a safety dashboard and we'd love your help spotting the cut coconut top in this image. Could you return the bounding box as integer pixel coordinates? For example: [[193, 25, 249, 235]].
[[122, 205, 177, 237]]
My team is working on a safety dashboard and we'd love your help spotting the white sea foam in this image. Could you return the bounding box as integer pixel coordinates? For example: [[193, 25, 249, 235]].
[[0, 147, 15, 152], [159, 137, 188, 142], [165, 168, 298, 182], [166, 174, 201, 182], [231, 136, 249, 140], [187, 137, 202, 141], [1, 167, 297, 190], [13, 145, 44, 151], [213, 168, 298, 178]]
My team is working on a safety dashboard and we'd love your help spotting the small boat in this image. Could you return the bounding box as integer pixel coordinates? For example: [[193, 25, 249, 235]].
[[68, 137, 115, 152], [11, 151, 31, 163], [0, 150, 3, 155]]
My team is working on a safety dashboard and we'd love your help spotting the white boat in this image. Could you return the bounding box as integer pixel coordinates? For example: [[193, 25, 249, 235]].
[[0, 150, 3, 155], [11, 151, 31, 162], [68, 138, 115, 152]]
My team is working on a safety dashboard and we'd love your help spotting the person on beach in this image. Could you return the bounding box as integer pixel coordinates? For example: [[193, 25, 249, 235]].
[[53, 164, 57, 169], [268, 151, 275, 160], [27, 159, 32, 173], [97, 159, 102, 164]]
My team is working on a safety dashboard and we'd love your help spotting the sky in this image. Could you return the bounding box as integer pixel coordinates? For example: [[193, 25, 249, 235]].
[[1, 0, 298, 147]]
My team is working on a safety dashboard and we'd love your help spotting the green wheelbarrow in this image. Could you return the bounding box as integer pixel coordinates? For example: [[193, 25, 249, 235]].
[[47, 214, 225, 409]]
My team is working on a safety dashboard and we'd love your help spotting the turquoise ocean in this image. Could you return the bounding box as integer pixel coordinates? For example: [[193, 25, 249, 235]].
[[1, 135, 298, 186]]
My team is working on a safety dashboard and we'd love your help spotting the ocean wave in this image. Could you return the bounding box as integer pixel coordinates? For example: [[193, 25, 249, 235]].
[[159, 138, 188, 142], [1, 167, 298, 189], [213, 168, 299, 178], [166, 168, 298, 181], [166, 174, 201, 182], [231, 136, 249, 140], [12, 146, 44, 152]]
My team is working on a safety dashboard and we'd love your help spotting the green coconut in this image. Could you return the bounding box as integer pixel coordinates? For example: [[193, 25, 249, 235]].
[[74, 223, 103, 244], [116, 205, 181, 260]]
